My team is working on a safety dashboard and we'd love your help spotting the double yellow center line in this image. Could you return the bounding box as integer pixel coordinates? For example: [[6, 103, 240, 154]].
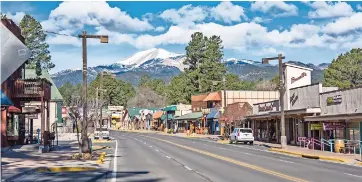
[[145, 136, 308, 182]]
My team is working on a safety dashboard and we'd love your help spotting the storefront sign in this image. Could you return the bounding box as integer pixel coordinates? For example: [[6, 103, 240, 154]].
[[326, 95, 342, 105], [311, 123, 322, 130], [258, 102, 274, 112], [26, 114, 38, 119], [291, 72, 307, 84], [323, 123, 345, 131], [108, 106, 124, 111]]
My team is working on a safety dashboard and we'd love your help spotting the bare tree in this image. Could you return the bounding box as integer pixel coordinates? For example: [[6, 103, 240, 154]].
[[255, 80, 277, 91], [127, 87, 167, 108], [68, 96, 98, 154]]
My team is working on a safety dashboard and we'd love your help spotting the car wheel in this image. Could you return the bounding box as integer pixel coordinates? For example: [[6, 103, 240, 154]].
[[250, 141, 253, 145], [229, 139, 233, 144]]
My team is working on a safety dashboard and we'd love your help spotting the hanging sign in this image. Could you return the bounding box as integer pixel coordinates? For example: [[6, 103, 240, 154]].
[[323, 123, 345, 131], [291, 72, 307, 84]]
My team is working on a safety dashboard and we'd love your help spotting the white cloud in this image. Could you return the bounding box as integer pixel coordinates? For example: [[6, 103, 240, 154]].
[[250, 47, 284, 56], [307, 1, 354, 19], [250, 1, 298, 17], [159, 4, 208, 27], [5, 12, 25, 24], [210, 1, 247, 23], [322, 12, 362, 35], [357, 4, 362, 11], [251, 17, 271, 24], [155, 26, 166, 32], [41, 1, 153, 33]]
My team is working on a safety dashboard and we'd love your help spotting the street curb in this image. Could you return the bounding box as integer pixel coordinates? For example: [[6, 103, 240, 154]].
[[2, 168, 38, 182], [269, 148, 347, 163], [355, 162, 362, 166], [217, 140, 230, 144]]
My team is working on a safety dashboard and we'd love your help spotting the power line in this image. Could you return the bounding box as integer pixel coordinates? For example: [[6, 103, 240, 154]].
[[44, 30, 78, 38]]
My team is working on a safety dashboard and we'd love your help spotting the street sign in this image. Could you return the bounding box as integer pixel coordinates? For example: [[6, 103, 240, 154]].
[[27, 114, 38, 119]]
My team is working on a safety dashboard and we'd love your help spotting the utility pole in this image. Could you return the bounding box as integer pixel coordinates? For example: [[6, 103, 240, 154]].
[[78, 31, 108, 152], [262, 54, 286, 149], [99, 72, 104, 128], [95, 88, 99, 128]]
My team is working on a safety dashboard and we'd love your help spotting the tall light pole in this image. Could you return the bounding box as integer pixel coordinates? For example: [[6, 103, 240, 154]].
[[262, 54, 286, 149], [78, 31, 108, 152]]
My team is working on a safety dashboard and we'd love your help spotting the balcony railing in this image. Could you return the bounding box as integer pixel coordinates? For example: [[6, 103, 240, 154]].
[[12, 78, 52, 100]]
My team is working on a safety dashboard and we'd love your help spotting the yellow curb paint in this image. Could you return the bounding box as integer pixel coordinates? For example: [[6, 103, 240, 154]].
[[37, 167, 97, 173], [269, 148, 347, 163], [355, 162, 362, 166], [217, 140, 230, 144], [318, 156, 347, 163], [146, 136, 308, 182], [269, 148, 303, 157]]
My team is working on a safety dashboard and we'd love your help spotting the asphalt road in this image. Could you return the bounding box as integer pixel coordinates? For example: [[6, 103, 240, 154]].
[[110, 131, 362, 182]]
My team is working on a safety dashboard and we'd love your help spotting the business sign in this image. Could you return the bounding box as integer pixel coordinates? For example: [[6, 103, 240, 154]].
[[26, 114, 38, 119], [108, 106, 124, 111], [311, 123, 322, 130], [291, 72, 307, 84], [323, 123, 345, 131], [327, 95, 342, 105], [258, 102, 274, 112]]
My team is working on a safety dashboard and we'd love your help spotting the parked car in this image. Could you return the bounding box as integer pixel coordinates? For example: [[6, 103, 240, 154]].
[[229, 128, 254, 145], [94, 127, 109, 140]]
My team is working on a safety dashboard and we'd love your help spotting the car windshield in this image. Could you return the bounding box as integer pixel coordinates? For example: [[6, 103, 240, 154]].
[[240, 129, 253, 133]]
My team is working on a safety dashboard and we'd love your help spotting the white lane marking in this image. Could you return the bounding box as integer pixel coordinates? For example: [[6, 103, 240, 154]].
[[150, 146, 152, 148], [219, 147, 226, 150], [156, 149, 159, 152], [165, 155, 171, 159], [193, 142, 195, 143], [204, 144, 209, 146], [111, 139, 118, 182], [244, 152, 252, 155], [278, 159, 294, 164], [144, 142, 146, 144], [184, 166, 192, 171], [344, 173, 362, 178]]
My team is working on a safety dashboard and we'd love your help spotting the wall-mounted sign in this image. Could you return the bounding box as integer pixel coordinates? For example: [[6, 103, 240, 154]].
[[323, 123, 345, 131], [258, 102, 274, 112], [26, 114, 38, 119], [291, 72, 307, 84], [311, 123, 322, 130], [108, 106, 124, 111], [326, 95, 342, 105]]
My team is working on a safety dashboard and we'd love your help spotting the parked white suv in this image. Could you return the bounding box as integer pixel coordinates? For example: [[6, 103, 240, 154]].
[[229, 128, 254, 145]]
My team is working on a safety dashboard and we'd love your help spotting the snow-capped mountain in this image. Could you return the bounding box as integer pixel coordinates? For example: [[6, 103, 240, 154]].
[[118, 48, 186, 70], [51, 48, 329, 87]]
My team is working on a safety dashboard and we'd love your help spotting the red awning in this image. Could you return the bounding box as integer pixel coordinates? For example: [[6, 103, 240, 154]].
[[153, 111, 163, 119], [8, 106, 21, 113]]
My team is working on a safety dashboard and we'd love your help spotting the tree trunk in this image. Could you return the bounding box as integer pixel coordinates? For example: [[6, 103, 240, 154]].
[[81, 119, 90, 153]]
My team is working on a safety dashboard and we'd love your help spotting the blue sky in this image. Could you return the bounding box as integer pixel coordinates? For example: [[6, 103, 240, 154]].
[[2, 1, 362, 73]]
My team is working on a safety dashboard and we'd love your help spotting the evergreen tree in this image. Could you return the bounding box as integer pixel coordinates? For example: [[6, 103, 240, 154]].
[[19, 14, 54, 76], [184, 32, 206, 71], [167, 73, 196, 104], [324, 48, 362, 89]]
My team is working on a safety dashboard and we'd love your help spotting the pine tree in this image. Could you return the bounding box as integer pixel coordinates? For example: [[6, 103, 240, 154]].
[[19, 14, 54, 76], [324, 48, 362, 89]]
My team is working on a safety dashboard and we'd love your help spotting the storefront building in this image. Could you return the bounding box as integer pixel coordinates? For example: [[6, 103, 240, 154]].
[[305, 86, 362, 153]]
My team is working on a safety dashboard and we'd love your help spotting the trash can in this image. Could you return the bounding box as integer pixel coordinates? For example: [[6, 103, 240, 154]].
[[334, 139, 345, 153]]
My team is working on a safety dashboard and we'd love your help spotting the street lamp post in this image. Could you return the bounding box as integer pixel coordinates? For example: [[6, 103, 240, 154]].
[[78, 31, 108, 152], [262, 54, 286, 149]]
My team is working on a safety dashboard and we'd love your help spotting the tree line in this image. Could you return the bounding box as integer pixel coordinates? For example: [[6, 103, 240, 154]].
[[5, 14, 360, 108]]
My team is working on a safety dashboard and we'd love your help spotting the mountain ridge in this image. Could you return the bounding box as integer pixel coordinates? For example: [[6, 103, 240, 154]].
[[51, 48, 329, 87]]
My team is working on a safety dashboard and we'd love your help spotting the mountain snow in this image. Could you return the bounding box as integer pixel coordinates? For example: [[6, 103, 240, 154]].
[[223, 58, 261, 65], [118, 48, 183, 68]]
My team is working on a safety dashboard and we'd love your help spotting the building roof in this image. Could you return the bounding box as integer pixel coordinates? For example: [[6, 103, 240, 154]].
[[203, 92, 221, 102], [191, 94, 208, 102], [174, 112, 203, 120], [1, 90, 13, 106], [25, 69, 63, 101], [153, 111, 163, 119]]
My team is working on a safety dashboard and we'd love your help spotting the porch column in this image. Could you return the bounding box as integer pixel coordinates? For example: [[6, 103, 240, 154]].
[[41, 98, 45, 144], [266, 120, 269, 142], [46, 101, 50, 132], [276, 119, 280, 143], [308, 122, 311, 137]]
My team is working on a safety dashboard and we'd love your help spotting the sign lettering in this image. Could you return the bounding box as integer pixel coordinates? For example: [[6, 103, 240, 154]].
[[258, 102, 274, 112], [291, 72, 307, 84], [326, 95, 342, 105], [311, 123, 322, 130], [323, 123, 345, 131]]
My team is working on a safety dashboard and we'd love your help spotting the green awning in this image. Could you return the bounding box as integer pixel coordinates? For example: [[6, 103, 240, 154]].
[[160, 114, 173, 121], [174, 112, 203, 120], [162, 105, 177, 112]]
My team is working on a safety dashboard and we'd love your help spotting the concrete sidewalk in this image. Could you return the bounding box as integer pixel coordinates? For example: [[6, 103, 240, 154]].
[[1, 142, 112, 181], [259, 141, 362, 165]]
